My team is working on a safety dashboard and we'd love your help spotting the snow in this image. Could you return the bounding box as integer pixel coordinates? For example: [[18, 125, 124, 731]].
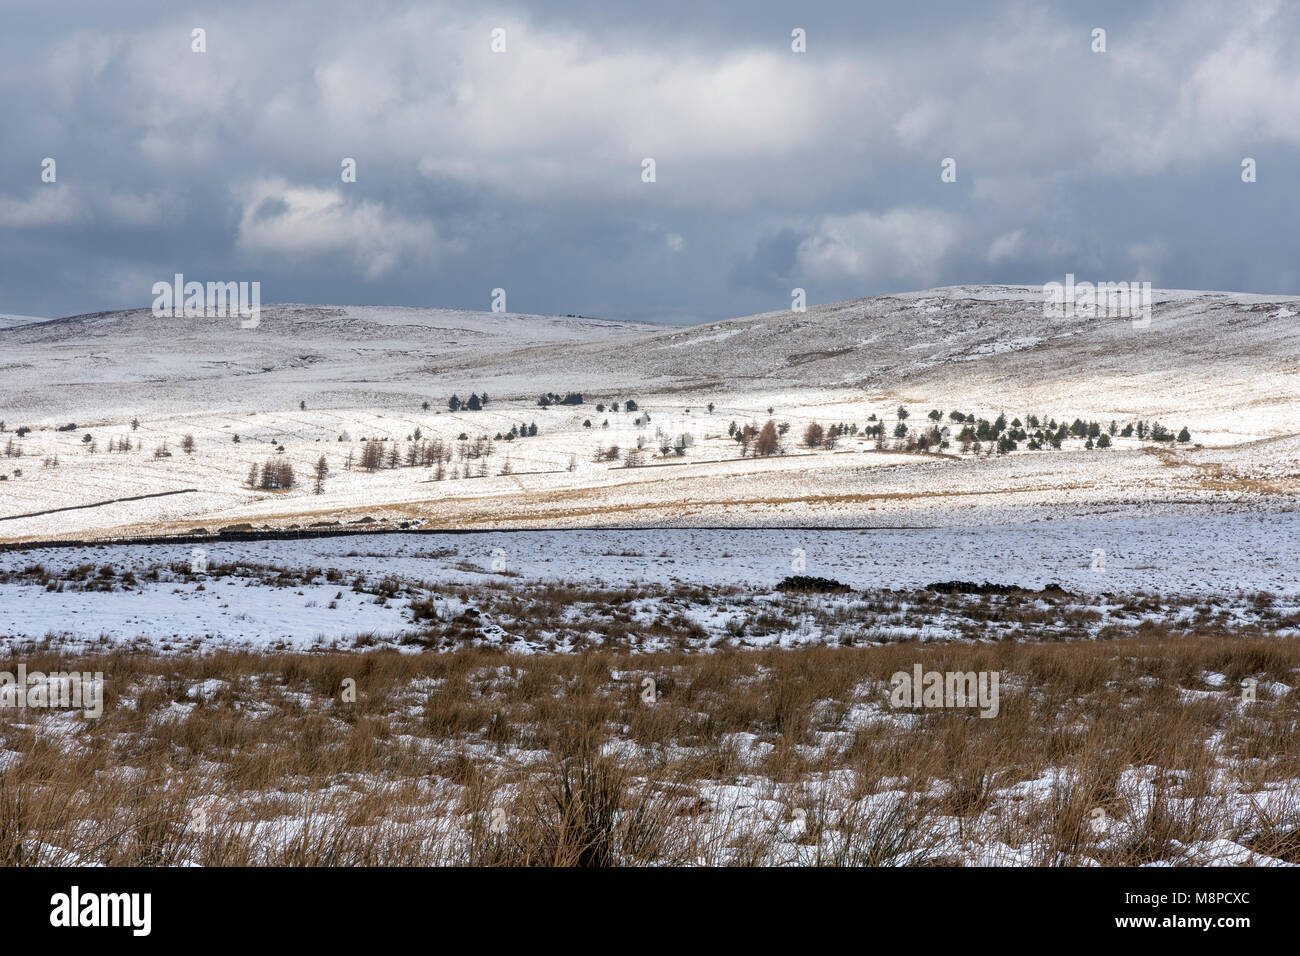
[[2, 511, 1296, 647], [3, 285, 1299, 542]]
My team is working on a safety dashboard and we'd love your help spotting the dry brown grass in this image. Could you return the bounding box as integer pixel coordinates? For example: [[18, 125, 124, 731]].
[[0, 631, 1297, 865]]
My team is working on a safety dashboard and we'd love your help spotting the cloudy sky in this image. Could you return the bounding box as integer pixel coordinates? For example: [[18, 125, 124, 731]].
[[2, 0, 1297, 323]]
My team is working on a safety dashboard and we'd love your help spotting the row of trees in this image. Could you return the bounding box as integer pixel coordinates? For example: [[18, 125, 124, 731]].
[[888, 408, 1191, 443], [448, 392, 490, 411], [789, 410, 1193, 457], [496, 423, 538, 440], [442, 393, 642, 412], [245, 456, 331, 493], [246, 459, 298, 490], [2, 419, 140, 435], [345, 435, 503, 477], [537, 392, 583, 406], [4, 431, 198, 457]]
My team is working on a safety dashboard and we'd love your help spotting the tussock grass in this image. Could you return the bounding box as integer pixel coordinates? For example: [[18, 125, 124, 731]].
[[1, 631, 1297, 865]]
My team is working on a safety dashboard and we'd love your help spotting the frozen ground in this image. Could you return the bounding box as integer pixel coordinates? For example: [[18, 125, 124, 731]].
[[1, 391, 1295, 543], [2, 514, 1296, 649]]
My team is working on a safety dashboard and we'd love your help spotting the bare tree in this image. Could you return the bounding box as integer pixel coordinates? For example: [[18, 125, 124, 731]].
[[259, 459, 296, 490], [313, 455, 329, 494], [360, 441, 383, 471]]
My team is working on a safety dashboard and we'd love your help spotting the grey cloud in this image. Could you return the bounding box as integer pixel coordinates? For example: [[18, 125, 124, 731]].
[[0, 0, 1296, 321]]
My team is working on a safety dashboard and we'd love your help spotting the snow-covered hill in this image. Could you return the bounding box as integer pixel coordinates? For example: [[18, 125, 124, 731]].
[[3, 287, 1298, 430], [2, 285, 1298, 543], [0, 304, 658, 420], [0, 312, 48, 329]]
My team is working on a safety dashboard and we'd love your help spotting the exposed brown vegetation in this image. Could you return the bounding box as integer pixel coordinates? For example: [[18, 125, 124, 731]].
[[2, 633, 1297, 866]]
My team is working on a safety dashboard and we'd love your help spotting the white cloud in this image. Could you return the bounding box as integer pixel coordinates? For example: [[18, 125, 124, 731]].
[[0, 187, 167, 228], [28, 1, 1300, 204], [0, 188, 82, 227], [233, 179, 454, 279], [986, 229, 1026, 265], [986, 230, 1080, 266], [796, 209, 962, 284]]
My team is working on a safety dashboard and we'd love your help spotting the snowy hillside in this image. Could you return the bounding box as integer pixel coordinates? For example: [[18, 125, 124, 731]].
[[0, 304, 658, 419], [0, 313, 47, 329], [2, 286, 1298, 543], [4, 286, 1299, 425]]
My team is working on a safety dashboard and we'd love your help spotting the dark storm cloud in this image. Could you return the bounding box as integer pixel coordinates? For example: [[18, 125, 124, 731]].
[[1, 0, 1296, 323]]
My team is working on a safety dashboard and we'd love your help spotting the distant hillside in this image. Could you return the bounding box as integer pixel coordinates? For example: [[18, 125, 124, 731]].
[[0, 304, 656, 419], [3, 288, 1299, 433], [0, 313, 48, 329]]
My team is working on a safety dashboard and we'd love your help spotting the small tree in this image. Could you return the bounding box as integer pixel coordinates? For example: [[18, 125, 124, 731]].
[[260, 459, 295, 490], [804, 422, 824, 448], [756, 420, 780, 456], [313, 455, 329, 494], [181, 434, 195, 454], [1177, 426, 1191, 443]]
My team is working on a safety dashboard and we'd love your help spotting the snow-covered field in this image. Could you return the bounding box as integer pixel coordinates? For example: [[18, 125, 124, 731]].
[[2, 286, 1299, 542], [0, 390, 1295, 542], [3, 513, 1296, 650], [2, 284, 1298, 651]]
